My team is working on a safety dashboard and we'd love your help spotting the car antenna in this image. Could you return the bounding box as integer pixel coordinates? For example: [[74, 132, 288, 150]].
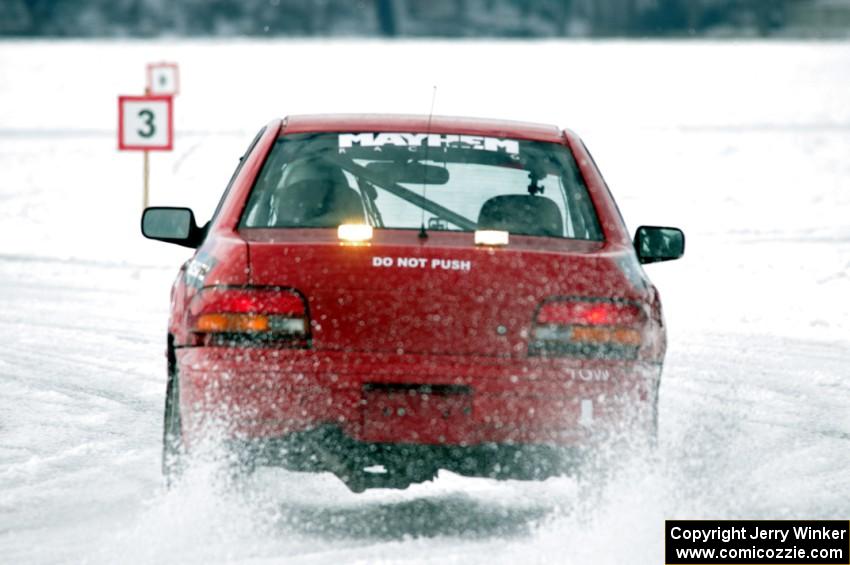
[[419, 85, 437, 240]]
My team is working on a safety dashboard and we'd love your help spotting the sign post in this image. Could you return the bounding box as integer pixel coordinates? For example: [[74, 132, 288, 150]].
[[143, 149, 150, 208], [118, 63, 179, 210], [118, 94, 174, 209]]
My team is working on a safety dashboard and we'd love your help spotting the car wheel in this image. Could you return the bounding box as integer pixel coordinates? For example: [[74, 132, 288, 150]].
[[644, 380, 661, 448], [648, 396, 659, 447], [162, 340, 184, 485]]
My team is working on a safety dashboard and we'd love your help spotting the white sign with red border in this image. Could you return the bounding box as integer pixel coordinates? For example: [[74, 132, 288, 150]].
[[118, 95, 173, 151], [146, 62, 180, 96]]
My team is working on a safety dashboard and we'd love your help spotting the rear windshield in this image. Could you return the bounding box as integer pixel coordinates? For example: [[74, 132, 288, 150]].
[[240, 132, 602, 240]]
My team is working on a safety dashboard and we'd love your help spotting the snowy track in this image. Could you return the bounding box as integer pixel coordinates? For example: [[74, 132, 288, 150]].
[[1, 40, 849, 564]]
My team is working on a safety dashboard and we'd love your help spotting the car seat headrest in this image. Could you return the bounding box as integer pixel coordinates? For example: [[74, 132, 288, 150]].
[[477, 194, 563, 237], [275, 178, 364, 227]]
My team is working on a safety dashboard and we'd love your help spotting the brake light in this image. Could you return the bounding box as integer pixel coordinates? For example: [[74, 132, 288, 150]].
[[475, 230, 509, 246], [188, 287, 309, 346], [338, 223, 373, 244], [531, 299, 646, 359], [536, 301, 643, 327]]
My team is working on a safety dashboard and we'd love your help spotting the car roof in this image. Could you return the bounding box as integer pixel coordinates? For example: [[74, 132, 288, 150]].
[[281, 114, 565, 143]]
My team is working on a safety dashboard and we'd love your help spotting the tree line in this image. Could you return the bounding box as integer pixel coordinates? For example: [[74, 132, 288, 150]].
[[0, 0, 800, 38]]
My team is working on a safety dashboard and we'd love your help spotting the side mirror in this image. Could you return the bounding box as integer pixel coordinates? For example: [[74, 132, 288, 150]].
[[141, 207, 203, 248], [634, 226, 685, 264]]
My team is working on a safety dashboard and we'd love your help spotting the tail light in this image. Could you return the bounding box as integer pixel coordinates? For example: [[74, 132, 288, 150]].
[[530, 299, 646, 359], [187, 286, 309, 347]]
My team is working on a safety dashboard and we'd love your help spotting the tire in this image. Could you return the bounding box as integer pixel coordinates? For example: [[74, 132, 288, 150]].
[[162, 339, 184, 485], [645, 379, 661, 448], [648, 397, 659, 447]]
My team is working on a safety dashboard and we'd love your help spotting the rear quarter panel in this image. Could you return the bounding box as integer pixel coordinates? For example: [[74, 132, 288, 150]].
[[168, 121, 282, 345]]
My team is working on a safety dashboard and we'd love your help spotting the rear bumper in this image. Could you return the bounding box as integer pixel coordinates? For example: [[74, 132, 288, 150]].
[[228, 425, 584, 482], [176, 347, 661, 447]]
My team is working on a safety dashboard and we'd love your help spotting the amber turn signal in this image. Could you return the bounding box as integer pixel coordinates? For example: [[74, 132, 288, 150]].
[[570, 326, 642, 346], [196, 313, 270, 332]]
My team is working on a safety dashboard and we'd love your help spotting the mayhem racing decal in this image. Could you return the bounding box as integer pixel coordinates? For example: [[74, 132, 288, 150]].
[[339, 133, 520, 156], [372, 256, 472, 272]]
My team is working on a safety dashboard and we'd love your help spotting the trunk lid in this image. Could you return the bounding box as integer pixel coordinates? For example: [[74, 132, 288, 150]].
[[242, 229, 637, 358]]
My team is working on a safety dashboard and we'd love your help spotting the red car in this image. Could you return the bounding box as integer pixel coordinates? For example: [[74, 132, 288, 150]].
[[142, 114, 684, 491]]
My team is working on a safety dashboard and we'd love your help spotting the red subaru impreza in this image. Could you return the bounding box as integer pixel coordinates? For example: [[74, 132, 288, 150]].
[[142, 114, 684, 491]]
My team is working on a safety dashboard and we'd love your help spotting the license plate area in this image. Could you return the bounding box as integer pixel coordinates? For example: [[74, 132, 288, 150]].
[[361, 383, 473, 444]]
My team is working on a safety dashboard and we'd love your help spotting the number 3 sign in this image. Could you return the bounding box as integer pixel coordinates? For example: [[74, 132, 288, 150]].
[[118, 95, 173, 151]]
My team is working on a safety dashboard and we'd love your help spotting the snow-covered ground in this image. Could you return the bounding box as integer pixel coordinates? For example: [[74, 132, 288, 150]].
[[1, 40, 849, 564]]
